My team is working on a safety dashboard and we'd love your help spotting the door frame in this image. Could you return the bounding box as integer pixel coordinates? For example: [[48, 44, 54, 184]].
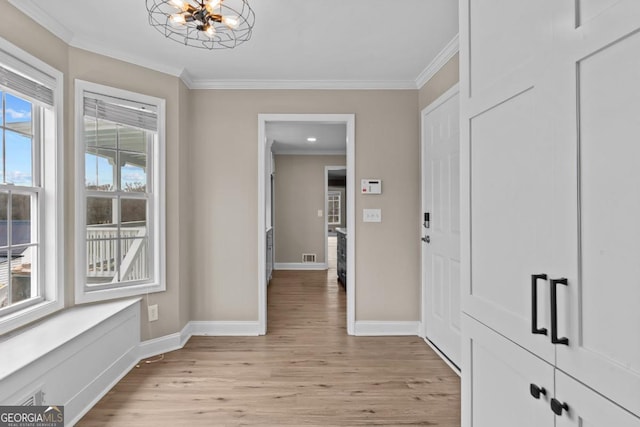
[[258, 114, 356, 335], [420, 83, 460, 340]]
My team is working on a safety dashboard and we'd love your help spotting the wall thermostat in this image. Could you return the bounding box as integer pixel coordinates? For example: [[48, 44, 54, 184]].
[[361, 179, 382, 194]]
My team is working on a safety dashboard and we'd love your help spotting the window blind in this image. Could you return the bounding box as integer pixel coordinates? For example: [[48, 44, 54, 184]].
[[0, 55, 55, 106], [83, 92, 157, 132]]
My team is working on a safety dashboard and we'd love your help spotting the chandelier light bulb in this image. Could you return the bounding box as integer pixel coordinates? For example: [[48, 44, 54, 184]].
[[205, 25, 216, 38], [205, 0, 222, 13], [169, 0, 189, 11], [222, 15, 239, 29], [170, 13, 186, 25]]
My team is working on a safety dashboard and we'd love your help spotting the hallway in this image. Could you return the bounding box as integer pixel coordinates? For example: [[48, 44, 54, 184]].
[[79, 263, 460, 426]]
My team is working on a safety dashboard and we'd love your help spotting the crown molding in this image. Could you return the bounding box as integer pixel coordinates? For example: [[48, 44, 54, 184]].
[[185, 79, 417, 90], [179, 69, 196, 89], [8, 0, 184, 79], [415, 34, 459, 90], [8, 0, 74, 43]]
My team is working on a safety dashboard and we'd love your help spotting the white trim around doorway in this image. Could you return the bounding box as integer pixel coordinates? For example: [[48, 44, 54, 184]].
[[258, 114, 356, 335]]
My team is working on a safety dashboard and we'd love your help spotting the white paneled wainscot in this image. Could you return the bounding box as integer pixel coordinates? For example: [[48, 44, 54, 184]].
[[0, 299, 141, 425]]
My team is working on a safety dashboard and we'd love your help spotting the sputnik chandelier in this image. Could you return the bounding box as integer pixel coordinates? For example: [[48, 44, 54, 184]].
[[146, 0, 255, 49]]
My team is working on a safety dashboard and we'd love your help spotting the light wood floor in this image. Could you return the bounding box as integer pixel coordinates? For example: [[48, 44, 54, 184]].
[[78, 247, 461, 426]]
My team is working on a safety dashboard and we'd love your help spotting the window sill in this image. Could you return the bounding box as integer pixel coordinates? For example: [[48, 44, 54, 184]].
[[0, 299, 64, 338], [75, 281, 165, 304]]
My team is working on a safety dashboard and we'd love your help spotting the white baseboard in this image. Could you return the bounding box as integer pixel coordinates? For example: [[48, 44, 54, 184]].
[[274, 262, 328, 271], [138, 331, 183, 361], [423, 337, 461, 377], [137, 320, 260, 361], [353, 321, 420, 336], [189, 321, 261, 336]]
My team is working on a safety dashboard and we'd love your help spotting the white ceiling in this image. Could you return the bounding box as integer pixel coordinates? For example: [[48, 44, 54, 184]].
[[267, 121, 346, 155], [10, 0, 459, 89]]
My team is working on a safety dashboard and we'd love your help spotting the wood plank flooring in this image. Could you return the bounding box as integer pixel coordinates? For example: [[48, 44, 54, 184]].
[[78, 249, 461, 426]]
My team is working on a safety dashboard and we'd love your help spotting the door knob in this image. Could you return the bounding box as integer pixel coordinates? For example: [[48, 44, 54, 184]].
[[530, 384, 547, 399], [421, 236, 430, 243], [551, 398, 569, 416]]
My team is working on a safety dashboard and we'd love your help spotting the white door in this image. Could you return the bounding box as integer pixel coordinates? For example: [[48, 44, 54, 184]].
[[554, 370, 640, 427], [422, 87, 461, 367], [462, 314, 555, 427], [549, 1, 640, 417]]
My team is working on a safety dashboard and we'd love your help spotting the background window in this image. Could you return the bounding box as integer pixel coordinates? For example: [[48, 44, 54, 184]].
[[328, 191, 341, 225], [0, 92, 38, 312], [0, 38, 63, 335], [75, 81, 165, 303]]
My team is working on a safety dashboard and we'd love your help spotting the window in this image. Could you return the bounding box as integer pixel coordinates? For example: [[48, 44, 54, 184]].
[[75, 80, 165, 303], [328, 191, 341, 225], [0, 38, 64, 335]]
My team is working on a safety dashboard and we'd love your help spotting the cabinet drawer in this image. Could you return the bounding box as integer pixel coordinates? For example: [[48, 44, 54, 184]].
[[555, 370, 640, 427], [462, 314, 554, 427]]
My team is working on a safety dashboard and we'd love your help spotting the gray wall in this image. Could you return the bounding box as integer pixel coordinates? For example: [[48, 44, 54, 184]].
[[419, 53, 460, 110], [189, 89, 422, 322], [273, 155, 346, 264]]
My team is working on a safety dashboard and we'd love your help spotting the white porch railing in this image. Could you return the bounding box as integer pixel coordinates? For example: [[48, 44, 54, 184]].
[[86, 225, 147, 283]]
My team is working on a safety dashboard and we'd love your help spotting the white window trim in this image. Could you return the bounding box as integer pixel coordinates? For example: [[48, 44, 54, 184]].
[[328, 191, 341, 225], [74, 80, 166, 304], [0, 38, 64, 336]]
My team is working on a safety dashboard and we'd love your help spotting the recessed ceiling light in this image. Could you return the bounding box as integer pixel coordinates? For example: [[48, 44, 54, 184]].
[[307, 137, 317, 143]]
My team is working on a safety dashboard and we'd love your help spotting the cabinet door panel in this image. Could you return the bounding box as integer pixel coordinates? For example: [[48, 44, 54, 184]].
[[551, 1, 640, 417], [465, 89, 555, 363], [467, 0, 546, 105], [555, 370, 640, 427], [462, 315, 554, 427]]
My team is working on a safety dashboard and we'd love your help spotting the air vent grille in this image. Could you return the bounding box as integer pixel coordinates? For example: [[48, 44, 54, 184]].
[[302, 253, 316, 263], [19, 390, 44, 406]]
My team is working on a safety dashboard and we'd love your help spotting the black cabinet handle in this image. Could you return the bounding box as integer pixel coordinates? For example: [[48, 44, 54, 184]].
[[531, 274, 548, 335], [530, 384, 547, 399], [551, 398, 569, 416], [550, 278, 569, 345]]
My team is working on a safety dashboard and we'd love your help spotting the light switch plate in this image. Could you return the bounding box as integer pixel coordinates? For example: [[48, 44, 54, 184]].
[[363, 208, 382, 222]]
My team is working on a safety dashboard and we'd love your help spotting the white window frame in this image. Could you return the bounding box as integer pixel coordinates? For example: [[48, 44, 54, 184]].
[[327, 191, 341, 225], [0, 38, 64, 336], [74, 80, 166, 304]]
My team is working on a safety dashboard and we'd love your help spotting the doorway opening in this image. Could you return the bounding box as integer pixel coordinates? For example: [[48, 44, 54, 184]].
[[326, 165, 347, 279], [258, 114, 355, 335]]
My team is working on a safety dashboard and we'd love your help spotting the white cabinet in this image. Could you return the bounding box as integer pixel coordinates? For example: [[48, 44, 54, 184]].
[[555, 370, 640, 427], [462, 315, 554, 427], [551, 2, 640, 414], [460, 0, 640, 424], [464, 314, 640, 427]]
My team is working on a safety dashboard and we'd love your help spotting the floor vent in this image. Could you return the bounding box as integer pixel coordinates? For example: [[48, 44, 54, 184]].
[[302, 253, 316, 263], [19, 389, 45, 406]]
